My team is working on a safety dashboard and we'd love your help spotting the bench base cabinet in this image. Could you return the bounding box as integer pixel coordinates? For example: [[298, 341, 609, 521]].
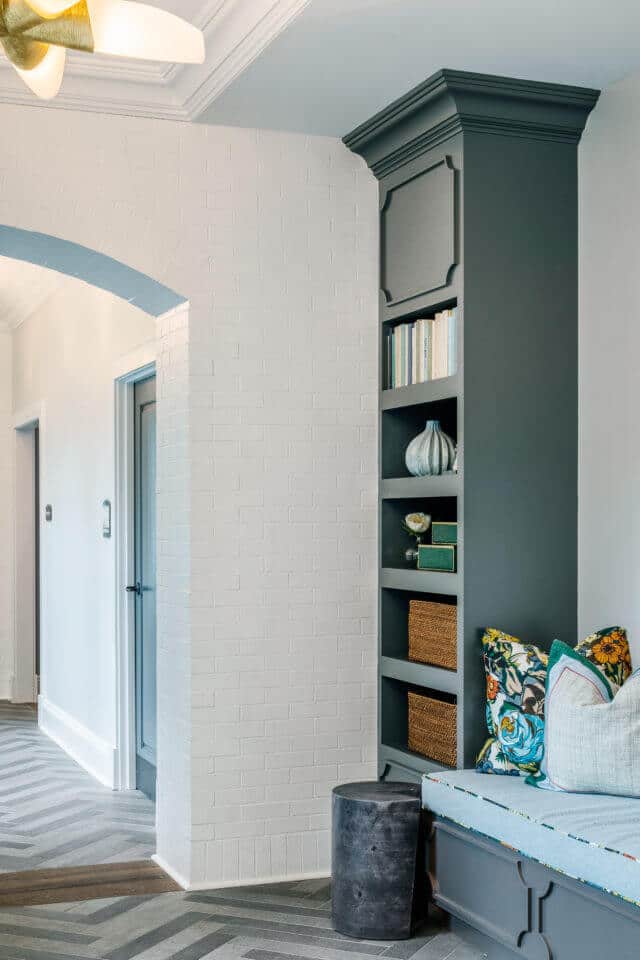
[[428, 817, 640, 960]]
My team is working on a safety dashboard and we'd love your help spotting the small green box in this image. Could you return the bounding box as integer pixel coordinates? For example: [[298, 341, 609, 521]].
[[418, 544, 457, 573], [432, 522, 458, 545]]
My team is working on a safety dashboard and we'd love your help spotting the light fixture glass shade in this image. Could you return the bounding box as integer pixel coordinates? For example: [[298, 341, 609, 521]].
[[87, 0, 205, 64], [27, 1, 81, 16], [14, 43, 65, 98], [2, 0, 205, 99]]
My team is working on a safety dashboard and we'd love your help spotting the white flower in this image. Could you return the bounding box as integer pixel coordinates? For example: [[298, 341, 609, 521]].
[[405, 512, 431, 535]]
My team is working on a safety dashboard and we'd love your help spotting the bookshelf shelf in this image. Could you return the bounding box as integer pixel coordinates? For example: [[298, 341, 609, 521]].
[[380, 475, 458, 499], [381, 568, 458, 595], [381, 290, 458, 324], [381, 656, 459, 695], [381, 374, 459, 411], [379, 742, 453, 778], [345, 69, 589, 783]]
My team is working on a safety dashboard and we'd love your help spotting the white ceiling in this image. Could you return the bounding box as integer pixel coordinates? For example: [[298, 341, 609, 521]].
[[0, 258, 65, 332], [200, 0, 640, 135], [1, 0, 640, 132]]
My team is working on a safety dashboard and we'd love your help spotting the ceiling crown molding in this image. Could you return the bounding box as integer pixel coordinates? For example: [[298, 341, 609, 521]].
[[0, 0, 310, 122]]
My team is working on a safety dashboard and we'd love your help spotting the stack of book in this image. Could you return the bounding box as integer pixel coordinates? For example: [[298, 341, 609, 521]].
[[385, 308, 457, 389]]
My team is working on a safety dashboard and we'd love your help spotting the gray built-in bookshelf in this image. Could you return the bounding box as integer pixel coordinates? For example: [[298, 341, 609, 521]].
[[345, 71, 599, 780]]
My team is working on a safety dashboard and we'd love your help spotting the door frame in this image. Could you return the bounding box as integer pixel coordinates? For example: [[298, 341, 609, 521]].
[[12, 402, 45, 705], [114, 360, 156, 791]]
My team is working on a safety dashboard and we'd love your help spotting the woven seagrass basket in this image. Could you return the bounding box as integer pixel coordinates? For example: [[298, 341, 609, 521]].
[[408, 600, 457, 670], [408, 690, 457, 767]]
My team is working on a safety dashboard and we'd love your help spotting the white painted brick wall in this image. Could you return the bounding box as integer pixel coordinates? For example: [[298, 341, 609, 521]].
[[0, 105, 379, 885], [0, 328, 12, 700], [156, 302, 194, 881], [187, 131, 378, 884]]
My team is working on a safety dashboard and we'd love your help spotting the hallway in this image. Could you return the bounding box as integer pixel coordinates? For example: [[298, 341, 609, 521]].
[[0, 702, 155, 872]]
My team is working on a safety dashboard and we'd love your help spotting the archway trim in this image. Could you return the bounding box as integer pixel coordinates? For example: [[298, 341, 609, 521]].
[[0, 225, 186, 317]]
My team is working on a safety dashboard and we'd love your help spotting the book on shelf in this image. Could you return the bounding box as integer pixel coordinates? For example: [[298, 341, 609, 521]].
[[385, 308, 457, 389]]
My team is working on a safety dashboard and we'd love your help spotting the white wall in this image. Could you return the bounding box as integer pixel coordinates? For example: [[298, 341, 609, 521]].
[[0, 104, 378, 886], [0, 326, 12, 700], [11, 278, 156, 769], [579, 72, 640, 666]]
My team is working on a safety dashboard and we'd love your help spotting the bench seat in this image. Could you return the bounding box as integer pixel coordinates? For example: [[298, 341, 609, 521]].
[[422, 769, 640, 906]]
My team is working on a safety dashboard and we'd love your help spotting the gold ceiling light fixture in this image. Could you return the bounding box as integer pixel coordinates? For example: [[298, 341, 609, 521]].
[[0, 0, 205, 99]]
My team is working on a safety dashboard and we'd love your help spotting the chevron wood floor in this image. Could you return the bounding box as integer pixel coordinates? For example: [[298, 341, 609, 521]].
[[0, 704, 477, 958], [0, 702, 156, 873], [0, 861, 180, 908], [0, 879, 479, 960]]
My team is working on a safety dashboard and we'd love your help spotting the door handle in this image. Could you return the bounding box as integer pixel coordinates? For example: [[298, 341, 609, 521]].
[[126, 582, 141, 596]]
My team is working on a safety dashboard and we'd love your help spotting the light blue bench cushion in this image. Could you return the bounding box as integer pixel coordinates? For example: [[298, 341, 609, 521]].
[[422, 770, 640, 906]]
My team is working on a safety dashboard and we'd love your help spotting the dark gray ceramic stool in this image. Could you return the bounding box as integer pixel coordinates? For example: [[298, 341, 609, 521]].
[[332, 781, 426, 940]]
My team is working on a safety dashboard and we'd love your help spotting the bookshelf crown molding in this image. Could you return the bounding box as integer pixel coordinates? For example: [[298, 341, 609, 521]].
[[0, 0, 310, 122], [344, 69, 600, 178]]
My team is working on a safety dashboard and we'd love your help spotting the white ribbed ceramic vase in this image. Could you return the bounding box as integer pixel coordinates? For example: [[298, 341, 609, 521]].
[[405, 419, 455, 477]]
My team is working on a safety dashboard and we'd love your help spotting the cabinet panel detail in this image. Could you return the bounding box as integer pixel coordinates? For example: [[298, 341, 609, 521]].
[[381, 157, 456, 306]]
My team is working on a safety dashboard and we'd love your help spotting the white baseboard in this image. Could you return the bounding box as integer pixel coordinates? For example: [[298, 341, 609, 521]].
[[152, 854, 329, 892], [10, 671, 37, 704], [38, 695, 116, 789], [0, 672, 13, 701], [187, 869, 331, 892], [152, 854, 189, 890]]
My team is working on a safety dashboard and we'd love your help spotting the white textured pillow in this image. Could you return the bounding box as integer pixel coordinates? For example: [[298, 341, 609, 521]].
[[534, 641, 640, 798]]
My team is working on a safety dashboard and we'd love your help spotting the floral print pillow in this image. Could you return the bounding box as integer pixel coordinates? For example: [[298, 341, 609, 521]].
[[477, 626, 633, 777], [476, 738, 521, 776], [477, 628, 549, 776], [576, 626, 632, 688]]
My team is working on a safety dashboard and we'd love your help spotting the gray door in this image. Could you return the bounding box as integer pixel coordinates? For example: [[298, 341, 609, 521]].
[[134, 376, 157, 800]]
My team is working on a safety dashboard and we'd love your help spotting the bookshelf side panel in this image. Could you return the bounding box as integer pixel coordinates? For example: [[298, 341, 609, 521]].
[[461, 131, 579, 767]]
